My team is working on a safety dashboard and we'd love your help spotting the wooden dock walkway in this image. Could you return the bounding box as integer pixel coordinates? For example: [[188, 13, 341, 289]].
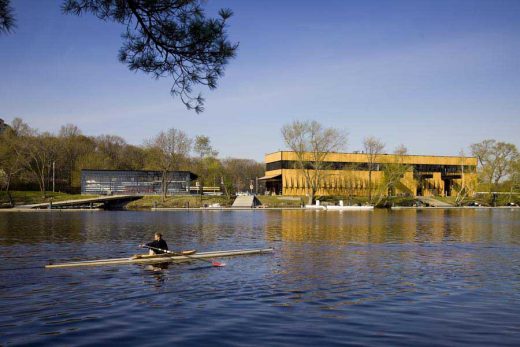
[[17, 195, 143, 210]]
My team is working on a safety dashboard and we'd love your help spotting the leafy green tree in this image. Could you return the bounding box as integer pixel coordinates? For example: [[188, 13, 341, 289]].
[[508, 157, 520, 203], [192, 135, 219, 192], [194, 135, 218, 158]]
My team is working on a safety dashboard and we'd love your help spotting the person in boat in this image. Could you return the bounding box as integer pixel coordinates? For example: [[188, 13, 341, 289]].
[[141, 232, 168, 255]]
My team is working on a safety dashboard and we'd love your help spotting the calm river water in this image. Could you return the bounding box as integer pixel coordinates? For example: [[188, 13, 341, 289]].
[[1, 209, 519, 346]]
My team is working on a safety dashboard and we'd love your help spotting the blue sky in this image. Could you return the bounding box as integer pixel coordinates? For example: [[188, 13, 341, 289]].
[[1, 0, 519, 161]]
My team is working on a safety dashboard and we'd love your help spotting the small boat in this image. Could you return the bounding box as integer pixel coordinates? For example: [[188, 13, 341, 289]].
[[326, 205, 374, 211], [45, 248, 274, 269]]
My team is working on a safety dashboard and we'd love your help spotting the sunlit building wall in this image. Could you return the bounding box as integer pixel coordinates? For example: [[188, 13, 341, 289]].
[[261, 151, 478, 197]]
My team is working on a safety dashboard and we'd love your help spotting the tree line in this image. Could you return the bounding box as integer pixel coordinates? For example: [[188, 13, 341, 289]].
[[0, 118, 264, 204]]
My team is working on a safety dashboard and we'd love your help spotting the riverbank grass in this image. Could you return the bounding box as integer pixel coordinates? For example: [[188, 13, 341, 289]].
[[127, 195, 307, 209], [126, 195, 234, 209]]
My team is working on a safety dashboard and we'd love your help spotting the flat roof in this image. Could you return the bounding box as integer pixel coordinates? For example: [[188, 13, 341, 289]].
[[264, 150, 477, 160], [81, 169, 198, 179]]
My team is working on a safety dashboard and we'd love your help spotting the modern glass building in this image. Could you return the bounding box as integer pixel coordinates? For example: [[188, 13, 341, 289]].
[[0, 118, 8, 134], [81, 170, 198, 195]]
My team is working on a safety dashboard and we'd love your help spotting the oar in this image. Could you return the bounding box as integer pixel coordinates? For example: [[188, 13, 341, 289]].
[[141, 245, 225, 267]]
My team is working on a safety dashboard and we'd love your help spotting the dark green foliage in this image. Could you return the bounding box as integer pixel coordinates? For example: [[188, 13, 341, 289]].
[[1, 0, 237, 112], [0, 0, 15, 34], [62, 0, 238, 112]]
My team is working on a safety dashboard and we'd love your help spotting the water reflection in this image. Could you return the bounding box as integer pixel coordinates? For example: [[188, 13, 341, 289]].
[[262, 209, 520, 245], [0, 209, 519, 346]]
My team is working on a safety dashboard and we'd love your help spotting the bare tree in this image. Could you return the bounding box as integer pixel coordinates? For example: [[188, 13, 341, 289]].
[[282, 120, 347, 205], [10, 117, 33, 137], [0, 119, 35, 202], [146, 128, 192, 200], [471, 139, 519, 192], [59, 124, 82, 138], [58, 124, 85, 190], [394, 144, 407, 157], [95, 135, 127, 166], [374, 145, 411, 205], [363, 136, 385, 203], [0, 125, 23, 205], [452, 149, 475, 206], [15, 132, 60, 197], [221, 158, 263, 194]]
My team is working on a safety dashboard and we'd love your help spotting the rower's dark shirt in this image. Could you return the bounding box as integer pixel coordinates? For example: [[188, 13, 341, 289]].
[[146, 239, 168, 254]]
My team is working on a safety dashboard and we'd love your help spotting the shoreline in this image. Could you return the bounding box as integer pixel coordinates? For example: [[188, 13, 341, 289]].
[[0, 208, 102, 212], [1, 206, 518, 212], [390, 206, 520, 210]]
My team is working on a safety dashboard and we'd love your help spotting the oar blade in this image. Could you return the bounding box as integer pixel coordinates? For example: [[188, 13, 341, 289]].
[[212, 260, 225, 267]]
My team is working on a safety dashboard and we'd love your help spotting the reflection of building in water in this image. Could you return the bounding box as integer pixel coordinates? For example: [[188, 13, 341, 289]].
[[266, 209, 496, 248], [261, 151, 477, 197], [394, 210, 417, 242], [395, 209, 482, 243], [276, 210, 388, 244], [451, 209, 479, 242], [430, 210, 446, 242]]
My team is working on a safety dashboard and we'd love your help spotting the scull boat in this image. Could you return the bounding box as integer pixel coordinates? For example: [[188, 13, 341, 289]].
[[45, 248, 274, 269]]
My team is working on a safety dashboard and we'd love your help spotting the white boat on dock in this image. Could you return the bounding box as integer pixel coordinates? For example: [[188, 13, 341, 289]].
[[306, 200, 374, 211], [326, 205, 374, 211]]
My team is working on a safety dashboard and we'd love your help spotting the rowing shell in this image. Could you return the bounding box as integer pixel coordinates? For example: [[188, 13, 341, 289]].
[[45, 248, 274, 268]]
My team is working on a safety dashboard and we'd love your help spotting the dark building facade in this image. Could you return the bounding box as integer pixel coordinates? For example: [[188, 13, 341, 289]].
[[81, 169, 198, 195], [0, 119, 8, 134]]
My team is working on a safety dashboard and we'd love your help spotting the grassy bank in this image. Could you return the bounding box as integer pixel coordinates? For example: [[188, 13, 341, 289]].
[[256, 196, 303, 208], [128, 195, 376, 209], [0, 191, 98, 207], [434, 194, 520, 207], [3, 191, 518, 209], [127, 195, 306, 209], [126, 195, 234, 209]]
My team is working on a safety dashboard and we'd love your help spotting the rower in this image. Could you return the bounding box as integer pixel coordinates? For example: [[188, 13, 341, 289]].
[[140, 232, 168, 255]]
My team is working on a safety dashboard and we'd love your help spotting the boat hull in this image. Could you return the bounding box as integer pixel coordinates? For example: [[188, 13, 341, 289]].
[[131, 250, 197, 259], [45, 248, 274, 268], [326, 206, 374, 211]]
